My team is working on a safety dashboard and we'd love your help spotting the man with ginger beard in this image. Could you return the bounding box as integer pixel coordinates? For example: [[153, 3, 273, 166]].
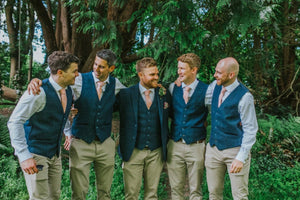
[[116, 57, 171, 200]]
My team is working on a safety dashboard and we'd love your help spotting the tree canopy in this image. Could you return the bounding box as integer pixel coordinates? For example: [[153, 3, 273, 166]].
[[1, 0, 299, 116]]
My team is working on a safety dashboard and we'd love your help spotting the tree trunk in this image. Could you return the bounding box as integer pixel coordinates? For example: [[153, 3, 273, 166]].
[[277, 0, 297, 107], [60, 0, 71, 52], [5, 0, 18, 87], [71, 4, 92, 71], [29, 0, 58, 55], [28, 47, 33, 82], [1, 85, 17, 102], [253, 31, 263, 86]]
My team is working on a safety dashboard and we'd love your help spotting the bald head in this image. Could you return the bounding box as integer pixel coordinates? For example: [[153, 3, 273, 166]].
[[214, 57, 239, 86], [217, 57, 239, 78]]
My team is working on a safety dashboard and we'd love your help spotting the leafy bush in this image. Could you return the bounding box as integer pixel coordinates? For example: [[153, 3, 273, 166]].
[[0, 115, 13, 154], [249, 162, 300, 200], [0, 155, 28, 199], [253, 115, 300, 167]]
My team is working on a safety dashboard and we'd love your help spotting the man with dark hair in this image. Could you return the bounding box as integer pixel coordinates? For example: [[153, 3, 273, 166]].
[[28, 49, 125, 200], [8, 51, 79, 200], [205, 57, 258, 200], [116, 57, 170, 200], [68, 49, 126, 200], [167, 53, 208, 200]]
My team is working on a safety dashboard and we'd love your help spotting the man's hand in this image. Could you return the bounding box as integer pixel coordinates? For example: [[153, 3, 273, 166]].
[[174, 77, 181, 87], [230, 159, 244, 173], [27, 78, 42, 95], [68, 105, 78, 124], [64, 135, 72, 151], [21, 158, 38, 174]]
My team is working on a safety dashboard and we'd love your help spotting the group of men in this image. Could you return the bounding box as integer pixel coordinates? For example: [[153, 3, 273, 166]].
[[8, 49, 258, 200]]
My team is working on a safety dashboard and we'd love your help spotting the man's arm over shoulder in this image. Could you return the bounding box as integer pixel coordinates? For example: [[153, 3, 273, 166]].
[[205, 80, 216, 107]]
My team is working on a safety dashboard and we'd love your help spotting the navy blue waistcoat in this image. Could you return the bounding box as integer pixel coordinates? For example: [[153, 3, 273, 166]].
[[209, 83, 248, 150], [24, 79, 72, 158], [72, 72, 116, 143], [171, 81, 208, 144], [136, 92, 162, 150]]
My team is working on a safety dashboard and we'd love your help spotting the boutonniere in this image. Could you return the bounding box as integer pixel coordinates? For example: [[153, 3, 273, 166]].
[[157, 84, 166, 98]]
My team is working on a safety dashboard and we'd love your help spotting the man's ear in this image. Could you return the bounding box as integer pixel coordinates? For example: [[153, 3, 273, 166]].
[[191, 67, 198, 74], [138, 71, 143, 79], [109, 65, 116, 73], [57, 69, 64, 76], [229, 71, 235, 79]]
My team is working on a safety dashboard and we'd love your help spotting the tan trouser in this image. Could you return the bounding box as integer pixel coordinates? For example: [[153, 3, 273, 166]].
[[69, 137, 115, 200], [205, 145, 251, 200], [23, 153, 62, 200], [123, 148, 164, 200], [166, 139, 206, 200]]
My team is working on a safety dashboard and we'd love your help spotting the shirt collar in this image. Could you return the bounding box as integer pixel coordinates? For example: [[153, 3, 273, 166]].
[[92, 72, 110, 84], [224, 79, 239, 93], [139, 82, 155, 94], [182, 79, 199, 91], [49, 76, 64, 92]]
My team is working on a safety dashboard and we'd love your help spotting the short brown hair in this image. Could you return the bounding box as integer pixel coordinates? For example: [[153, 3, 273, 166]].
[[136, 57, 157, 73], [48, 51, 79, 74], [177, 53, 201, 69]]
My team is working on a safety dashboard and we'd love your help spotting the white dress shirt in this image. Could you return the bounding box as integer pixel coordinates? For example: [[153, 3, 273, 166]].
[[205, 79, 258, 163], [7, 77, 65, 163]]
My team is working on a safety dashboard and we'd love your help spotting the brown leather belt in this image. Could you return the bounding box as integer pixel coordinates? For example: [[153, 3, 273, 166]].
[[178, 138, 205, 144]]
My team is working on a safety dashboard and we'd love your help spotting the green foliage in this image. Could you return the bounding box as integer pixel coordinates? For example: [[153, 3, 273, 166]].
[[0, 42, 10, 86], [0, 155, 28, 200], [0, 115, 13, 154], [249, 162, 300, 200], [253, 115, 300, 166]]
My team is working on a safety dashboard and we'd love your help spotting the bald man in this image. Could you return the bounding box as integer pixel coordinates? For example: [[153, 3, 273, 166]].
[[204, 57, 258, 200]]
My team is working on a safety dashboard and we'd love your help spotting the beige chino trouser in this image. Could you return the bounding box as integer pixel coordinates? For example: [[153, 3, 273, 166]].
[[205, 145, 251, 200], [23, 153, 62, 200], [69, 137, 115, 200], [167, 139, 206, 200], [123, 147, 164, 200]]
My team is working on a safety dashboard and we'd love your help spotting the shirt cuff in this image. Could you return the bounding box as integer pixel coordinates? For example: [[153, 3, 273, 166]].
[[235, 149, 249, 163], [64, 131, 72, 137], [18, 150, 33, 163]]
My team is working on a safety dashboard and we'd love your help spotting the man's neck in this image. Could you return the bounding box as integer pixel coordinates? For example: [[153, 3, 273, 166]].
[[51, 74, 65, 88], [183, 77, 196, 86]]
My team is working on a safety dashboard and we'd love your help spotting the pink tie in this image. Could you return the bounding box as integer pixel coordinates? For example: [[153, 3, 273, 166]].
[[183, 87, 191, 104], [144, 90, 152, 109], [96, 81, 105, 100], [59, 88, 67, 112], [218, 87, 227, 107]]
